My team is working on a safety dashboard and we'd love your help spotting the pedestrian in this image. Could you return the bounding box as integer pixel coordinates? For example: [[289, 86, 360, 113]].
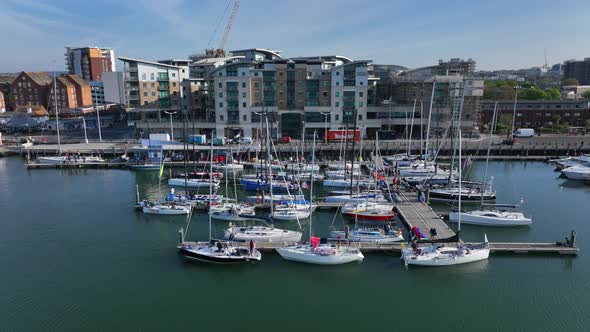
[[249, 239, 254, 254]]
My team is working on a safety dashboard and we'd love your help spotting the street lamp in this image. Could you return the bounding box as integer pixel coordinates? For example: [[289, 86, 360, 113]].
[[79, 116, 89, 144], [510, 85, 521, 140], [96, 101, 102, 142], [163, 111, 177, 141], [320, 111, 331, 143]]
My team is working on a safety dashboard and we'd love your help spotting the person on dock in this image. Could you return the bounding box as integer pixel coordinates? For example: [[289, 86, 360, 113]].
[[249, 239, 254, 254]]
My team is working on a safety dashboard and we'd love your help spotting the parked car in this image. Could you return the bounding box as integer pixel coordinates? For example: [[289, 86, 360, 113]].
[[514, 128, 535, 138], [237, 136, 253, 145], [278, 136, 292, 143]]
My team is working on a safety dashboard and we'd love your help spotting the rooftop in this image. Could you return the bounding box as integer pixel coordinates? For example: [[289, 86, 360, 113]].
[[24, 72, 53, 86], [118, 57, 184, 69]]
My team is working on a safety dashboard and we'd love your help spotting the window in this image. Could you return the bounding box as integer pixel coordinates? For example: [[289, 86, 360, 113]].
[[360, 82, 363, 85], [359, 92, 363, 97], [218, 82, 222, 88], [173, 91, 177, 95], [219, 102, 223, 108], [336, 72, 340, 76], [322, 81, 328, 87], [359, 102, 363, 107], [336, 82, 340, 86], [172, 82, 176, 87], [335, 92, 340, 98], [545, 113, 551, 116], [142, 73, 147, 80], [335, 114, 339, 121], [565, 113, 570, 116], [574, 113, 581, 116], [144, 101, 148, 105], [243, 115, 247, 121], [219, 72, 222, 76], [172, 73, 176, 77], [182, 69, 185, 73], [254, 72, 258, 77], [242, 102, 246, 108], [335, 102, 340, 107], [143, 92, 147, 96], [219, 92, 223, 98], [240, 92, 245, 98], [254, 82, 259, 88], [242, 82, 246, 88], [142, 83, 147, 88], [255, 92, 259, 98], [242, 72, 245, 76], [151, 83, 155, 88], [220, 115, 224, 121], [322, 91, 327, 97], [517, 113, 522, 117], [152, 92, 155, 96], [358, 115, 362, 121], [150, 73, 154, 80]]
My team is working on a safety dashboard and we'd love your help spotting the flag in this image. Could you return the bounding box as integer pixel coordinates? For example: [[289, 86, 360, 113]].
[[159, 163, 165, 178], [301, 181, 309, 189], [463, 156, 472, 169]]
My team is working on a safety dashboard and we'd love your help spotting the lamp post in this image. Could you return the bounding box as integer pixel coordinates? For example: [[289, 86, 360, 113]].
[[320, 111, 331, 143], [510, 85, 520, 140], [163, 111, 177, 141], [96, 96, 102, 142], [80, 116, 88, 144]]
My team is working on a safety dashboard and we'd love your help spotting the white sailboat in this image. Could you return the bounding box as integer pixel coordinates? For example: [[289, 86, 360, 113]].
[[168, 178, 220, 188], [449, 103, 531, 227], [401, 129, 489, 267], [276, 131, 364, 265], [37, 71, 64, 164], [561, 165, 590, 181], [177, 135, 262, 264], [140, 200, 190, 215]]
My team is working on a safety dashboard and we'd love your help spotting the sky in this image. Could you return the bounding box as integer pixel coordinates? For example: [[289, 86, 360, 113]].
[[1, 0, 589, 72]]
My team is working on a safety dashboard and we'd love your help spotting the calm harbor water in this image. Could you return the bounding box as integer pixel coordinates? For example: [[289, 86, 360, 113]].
[[0, 157, 588, 331]]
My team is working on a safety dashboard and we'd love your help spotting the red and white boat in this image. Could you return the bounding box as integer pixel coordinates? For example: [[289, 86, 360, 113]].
[[341, 202, 396, 222]]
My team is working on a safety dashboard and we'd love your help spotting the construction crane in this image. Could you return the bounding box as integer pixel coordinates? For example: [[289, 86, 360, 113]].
[[211, 0, 240, 58]]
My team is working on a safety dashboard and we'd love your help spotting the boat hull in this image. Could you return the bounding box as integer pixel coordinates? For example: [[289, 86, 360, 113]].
[[276, 245, 364, 265], [448, 211, 532, 226], [179, 245, 261, 264]]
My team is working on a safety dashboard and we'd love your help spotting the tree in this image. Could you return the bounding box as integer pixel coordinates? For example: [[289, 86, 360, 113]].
[[520, 87, 547, 100], [545, 88, 560, 100], [562, 78, 579, 86], [582, 90, 590, 99], [495, 113, 513, 134]]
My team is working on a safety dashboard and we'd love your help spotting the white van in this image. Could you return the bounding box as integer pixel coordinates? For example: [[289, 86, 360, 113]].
[[238, 136, 253, 145], [514, 128, 535, 138]]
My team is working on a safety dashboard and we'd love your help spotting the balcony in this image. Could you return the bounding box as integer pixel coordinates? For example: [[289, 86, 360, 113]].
[[158, 73, 169, 81], [158, 84, 170, 90], [227, 118, 240, 125]]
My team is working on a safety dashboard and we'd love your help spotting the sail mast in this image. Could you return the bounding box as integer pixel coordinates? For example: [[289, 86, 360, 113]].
[[424, 81, 436, 167], [482, 103, 498, 206], [53, 71, 61, 154], [266, 116, 273, 218], [458, 128, 462, 234], [309, 130, 315, 242], [208, 132, 213, 241]]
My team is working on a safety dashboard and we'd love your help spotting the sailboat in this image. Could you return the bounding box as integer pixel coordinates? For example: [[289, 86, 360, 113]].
[[177, 135, 262, 264], [449, 102, 532, 227], [276, 131, 364, 265], [38, 72, 65, 164], [401, 129, 489, 267]]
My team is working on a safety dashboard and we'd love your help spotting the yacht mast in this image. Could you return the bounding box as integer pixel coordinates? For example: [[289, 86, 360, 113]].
[[208, 133, 214, 241], [424, 81, 436, 167], [309, 131, 316, 242], [458, 128, 462, 234], [482, 103, 498, 206], [53, 71, 61, 153]]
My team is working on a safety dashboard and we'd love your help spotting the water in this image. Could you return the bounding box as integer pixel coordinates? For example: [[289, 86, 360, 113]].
[[0, 157, 588, 331]]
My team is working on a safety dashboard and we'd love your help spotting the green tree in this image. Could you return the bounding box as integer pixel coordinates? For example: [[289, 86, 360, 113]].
[[520, 87, 547, 100], [495, 113, 513, 134], [545, 88, 560, 100], [562, 78, 579, 86], [582, 90, 590, 99]]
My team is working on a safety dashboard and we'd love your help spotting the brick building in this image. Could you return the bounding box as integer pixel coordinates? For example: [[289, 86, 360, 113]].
[[481, 100, 590, 129], [8, 72, 53, 110]]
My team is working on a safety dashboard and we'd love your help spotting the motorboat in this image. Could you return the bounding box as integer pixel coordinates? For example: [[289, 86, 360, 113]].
[[168, 178, 220, 188], [328, 227, 404, 244], [561, 165, 590, 181], [178, 241, 261, 264], [224, 224, 302, 243], [324, 193, 386, 203], [449, 209, 532, 226], [37, 156, 67, 164], [140, 200, 190, 215]]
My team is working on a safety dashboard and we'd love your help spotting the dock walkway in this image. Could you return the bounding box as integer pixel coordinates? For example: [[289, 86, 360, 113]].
[[395, 189, 455, 240]]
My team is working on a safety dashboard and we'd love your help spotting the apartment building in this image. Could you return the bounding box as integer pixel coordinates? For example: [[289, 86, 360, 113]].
[[119, 57, 189, 133], [65, 47, 116, 81], [63, 74, 92, 107], [563, 58, 590, 85], [0, 91, 5, 112]]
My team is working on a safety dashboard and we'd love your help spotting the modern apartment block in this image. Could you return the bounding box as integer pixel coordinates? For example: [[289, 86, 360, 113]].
[[65, 47, 116, 81], [102, 72, 126, 105], [121, 50, 484, 140], [119, 57, 189, 131], [563, 58, 590, 85]]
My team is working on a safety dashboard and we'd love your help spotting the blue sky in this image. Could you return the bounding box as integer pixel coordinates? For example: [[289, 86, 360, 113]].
[[1, 0, 589, 72]]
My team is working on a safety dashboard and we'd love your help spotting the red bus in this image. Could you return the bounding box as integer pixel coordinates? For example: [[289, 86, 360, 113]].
[[325, 129, 360, 142]]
